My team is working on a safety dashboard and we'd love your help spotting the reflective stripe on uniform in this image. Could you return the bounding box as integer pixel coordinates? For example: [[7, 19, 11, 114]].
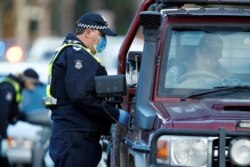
[[0, 77, 22, 103]]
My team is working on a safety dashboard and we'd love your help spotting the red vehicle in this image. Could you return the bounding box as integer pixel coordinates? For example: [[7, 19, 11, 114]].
[[95, 0, 250, 166]]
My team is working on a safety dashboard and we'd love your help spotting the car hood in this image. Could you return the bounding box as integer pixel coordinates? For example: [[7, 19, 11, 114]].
[[157, 98, 250, 129]]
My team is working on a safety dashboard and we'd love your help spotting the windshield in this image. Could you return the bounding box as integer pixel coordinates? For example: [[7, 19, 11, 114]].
[[158, 29, 250, 98]]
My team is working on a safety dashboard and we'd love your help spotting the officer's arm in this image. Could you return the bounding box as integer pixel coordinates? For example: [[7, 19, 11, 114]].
[[0, 86, 11, 129], [8, 88, 20, 124], [64, 49, 119, 123], [0, 84, 19, 124]]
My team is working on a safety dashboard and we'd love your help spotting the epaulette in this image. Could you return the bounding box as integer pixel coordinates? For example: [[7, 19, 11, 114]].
[[73, 45, 83, 51]]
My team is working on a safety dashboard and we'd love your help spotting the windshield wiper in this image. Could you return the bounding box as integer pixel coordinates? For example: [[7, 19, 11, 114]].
[[181, 86, 250, 101]]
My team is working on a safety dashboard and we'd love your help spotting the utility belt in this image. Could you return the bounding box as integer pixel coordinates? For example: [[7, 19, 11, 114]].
[[43, 96, 70, 109]]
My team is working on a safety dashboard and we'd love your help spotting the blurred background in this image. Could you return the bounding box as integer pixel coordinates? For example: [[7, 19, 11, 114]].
[[0, 1, 143, 167], [0, 0, 141, 52], [0, 0, 143, 78]]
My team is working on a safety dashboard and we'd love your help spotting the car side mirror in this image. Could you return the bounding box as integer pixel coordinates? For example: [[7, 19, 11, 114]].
[[95, 74, 127, 97]]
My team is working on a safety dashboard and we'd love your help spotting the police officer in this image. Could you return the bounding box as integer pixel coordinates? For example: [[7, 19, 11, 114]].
[[0, 68, 39, 167], [20, 68, 46, 113], [46, 12, 129, 167], [166, 33, 227, 84]]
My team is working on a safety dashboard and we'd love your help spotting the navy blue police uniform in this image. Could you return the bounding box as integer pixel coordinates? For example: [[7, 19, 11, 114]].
[[0, 74, 23, 167], [48, 32, 120, 166]]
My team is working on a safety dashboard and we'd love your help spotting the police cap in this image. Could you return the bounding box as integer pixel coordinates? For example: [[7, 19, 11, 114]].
[[76, 12, 117, 36], [22, 68, 39, 83]]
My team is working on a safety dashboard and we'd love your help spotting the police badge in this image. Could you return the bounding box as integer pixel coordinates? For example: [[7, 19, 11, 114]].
[[74, 60, 83, 70], [6, 92, 13, 101]]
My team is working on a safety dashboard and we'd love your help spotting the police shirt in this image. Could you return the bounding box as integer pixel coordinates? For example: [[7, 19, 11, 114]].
[[50, 33, 119, 135]]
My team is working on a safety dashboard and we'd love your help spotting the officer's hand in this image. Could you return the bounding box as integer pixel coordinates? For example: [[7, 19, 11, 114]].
[[118, 109, 129, 125]]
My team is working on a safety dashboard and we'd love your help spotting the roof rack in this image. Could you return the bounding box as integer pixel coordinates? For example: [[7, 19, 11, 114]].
[[158, 0, 250, 6]]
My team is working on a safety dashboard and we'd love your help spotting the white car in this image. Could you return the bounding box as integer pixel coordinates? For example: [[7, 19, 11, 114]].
[[1, 109, 51, 167], [6, 121, 44, 165]]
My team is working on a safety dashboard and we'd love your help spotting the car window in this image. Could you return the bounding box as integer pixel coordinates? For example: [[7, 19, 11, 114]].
[[159, 29, 250, 97]]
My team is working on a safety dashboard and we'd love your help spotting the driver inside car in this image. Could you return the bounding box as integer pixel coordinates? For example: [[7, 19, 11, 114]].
[[166, 33, 229, 88]]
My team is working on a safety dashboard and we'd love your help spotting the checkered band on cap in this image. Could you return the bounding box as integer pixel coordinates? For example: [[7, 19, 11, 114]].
[[76, 12, 117, 36], [77, 23, 109, 30]]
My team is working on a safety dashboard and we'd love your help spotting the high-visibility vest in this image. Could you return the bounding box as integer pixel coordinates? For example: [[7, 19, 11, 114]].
[[0, 77, 22, 103], [44, 41, 101, 107]]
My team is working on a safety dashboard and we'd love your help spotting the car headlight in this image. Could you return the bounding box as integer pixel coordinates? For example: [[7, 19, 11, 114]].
[[230, 138, 250, 166], [157, 136, 210, 167]]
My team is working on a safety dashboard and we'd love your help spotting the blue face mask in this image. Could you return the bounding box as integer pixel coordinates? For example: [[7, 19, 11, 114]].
[[94, 36, 107, 53]]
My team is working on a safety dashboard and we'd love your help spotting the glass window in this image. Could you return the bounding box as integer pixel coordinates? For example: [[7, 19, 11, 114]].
[[158, 29, 250, 98]]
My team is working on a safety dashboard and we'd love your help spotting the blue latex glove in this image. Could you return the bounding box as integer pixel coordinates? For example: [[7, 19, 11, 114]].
[[118, 109, 129, 125]]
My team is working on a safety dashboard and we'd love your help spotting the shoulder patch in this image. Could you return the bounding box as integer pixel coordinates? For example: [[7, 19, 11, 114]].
[[73, 46, 82, 51]]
